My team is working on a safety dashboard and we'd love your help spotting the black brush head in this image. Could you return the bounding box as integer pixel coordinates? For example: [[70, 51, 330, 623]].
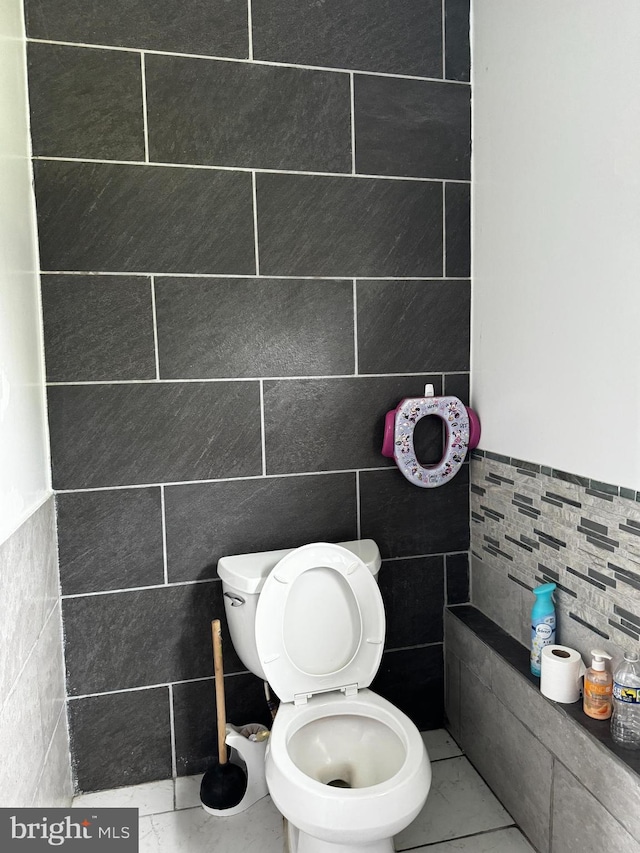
[[200, 761, 247, 810]]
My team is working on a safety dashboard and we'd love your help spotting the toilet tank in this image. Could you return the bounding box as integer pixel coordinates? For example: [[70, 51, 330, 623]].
[[218, 540, 382, 681]]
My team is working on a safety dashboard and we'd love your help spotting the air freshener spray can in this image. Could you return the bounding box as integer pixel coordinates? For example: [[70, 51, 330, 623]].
[[531, 582, 556, 677]]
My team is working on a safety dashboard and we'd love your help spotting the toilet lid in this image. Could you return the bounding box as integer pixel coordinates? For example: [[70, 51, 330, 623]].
[[255, 543, 385, 704]]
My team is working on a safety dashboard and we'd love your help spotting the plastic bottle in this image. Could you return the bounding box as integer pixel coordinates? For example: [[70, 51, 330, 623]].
[[611, 651, 640, 750], [530, 582, 556, 677], [583, 650, 613, 720]]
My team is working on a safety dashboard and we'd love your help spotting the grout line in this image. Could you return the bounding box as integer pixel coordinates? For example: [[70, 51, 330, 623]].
[[68, 670, 252, 701], [398, 824, 518, 852], [54, 460, 474, 497], [61, 558, 461, 600], [53, 466, 393, 495], [26, 37, 472, 85], [247, 0, 253, 61], [352, 279, 359, 375], [150, 275, 161, 380], [168, 684, 177, 784], [383, 551, 457, 562], [259, 380, 267, 476], [442, 182, 447, 277], [252, 171, 260, 274], [355, 471, 362, 540], [350, 73, 356, 174], [384, 641, 443, 654], [160, 485, 169, 584], [62, 576, 222, 600], [47, 371, 451, 386], [140, 52, 150, 163], [39, 271, 472, 281], [33, 155, 471, 185]]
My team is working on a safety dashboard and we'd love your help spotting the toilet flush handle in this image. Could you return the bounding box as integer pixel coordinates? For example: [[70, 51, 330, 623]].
[[223, 592, 245, 607]]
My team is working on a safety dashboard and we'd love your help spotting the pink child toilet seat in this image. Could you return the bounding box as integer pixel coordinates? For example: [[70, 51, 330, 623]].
[[381, 392, 481, 488]]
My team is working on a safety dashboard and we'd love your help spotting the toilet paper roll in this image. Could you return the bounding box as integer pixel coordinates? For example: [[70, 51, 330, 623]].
[[540, 645, 586, 703]]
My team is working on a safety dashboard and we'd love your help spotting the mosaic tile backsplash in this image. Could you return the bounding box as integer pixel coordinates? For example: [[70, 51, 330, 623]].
[[471, 451, 640, 654]]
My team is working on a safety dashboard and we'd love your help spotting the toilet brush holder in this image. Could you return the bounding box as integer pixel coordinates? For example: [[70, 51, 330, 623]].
[[202, 723, 270, 816]]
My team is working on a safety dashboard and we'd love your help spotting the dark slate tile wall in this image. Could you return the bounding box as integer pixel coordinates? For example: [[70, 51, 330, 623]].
[[25, 0, 471, 790]]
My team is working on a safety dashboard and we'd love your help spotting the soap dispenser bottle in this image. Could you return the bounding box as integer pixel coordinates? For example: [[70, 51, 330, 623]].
[[583, 650, 613, 720], [530, 582, 556, 676]]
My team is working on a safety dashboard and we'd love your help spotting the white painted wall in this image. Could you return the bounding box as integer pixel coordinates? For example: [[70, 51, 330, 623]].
[[471, 0, 640, 489], [0, 0, 50, 543]]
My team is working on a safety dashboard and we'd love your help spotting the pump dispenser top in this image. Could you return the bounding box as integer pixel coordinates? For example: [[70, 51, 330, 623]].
[[590, 650, 612, 671], [530, 582, 556, 677]]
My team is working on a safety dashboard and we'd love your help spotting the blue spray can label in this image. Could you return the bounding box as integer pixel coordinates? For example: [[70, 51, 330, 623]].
[[530, 614, 556, 676], [530, 582, 557, 677]]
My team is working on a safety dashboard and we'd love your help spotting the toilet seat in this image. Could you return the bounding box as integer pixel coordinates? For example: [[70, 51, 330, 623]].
[[255, 543, 385, 705]]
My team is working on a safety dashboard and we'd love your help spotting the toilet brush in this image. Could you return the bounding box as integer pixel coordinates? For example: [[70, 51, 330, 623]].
[[200, 620, 247, 811]]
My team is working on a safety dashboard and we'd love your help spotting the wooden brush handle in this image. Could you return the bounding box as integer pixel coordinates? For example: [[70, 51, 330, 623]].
[[212, 619, 228, 765]]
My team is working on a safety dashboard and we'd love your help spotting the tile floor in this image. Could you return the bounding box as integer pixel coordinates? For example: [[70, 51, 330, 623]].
[[72, 730, 536, 852]]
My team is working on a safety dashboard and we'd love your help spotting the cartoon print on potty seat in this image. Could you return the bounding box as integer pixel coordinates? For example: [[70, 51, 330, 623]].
[[393, 395, 470, 488]]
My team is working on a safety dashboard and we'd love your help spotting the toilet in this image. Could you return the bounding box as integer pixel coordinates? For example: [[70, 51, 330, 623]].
[[218, 539, 432, 853]]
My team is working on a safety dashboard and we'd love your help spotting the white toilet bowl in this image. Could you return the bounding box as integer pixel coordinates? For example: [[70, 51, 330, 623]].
[[266, 689, 431, 853], [218, 540, 432, 853]]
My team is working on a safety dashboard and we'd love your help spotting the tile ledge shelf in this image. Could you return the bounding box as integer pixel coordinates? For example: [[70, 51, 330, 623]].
[[471, 449, 640, 502], [446, 605, 640, 781]]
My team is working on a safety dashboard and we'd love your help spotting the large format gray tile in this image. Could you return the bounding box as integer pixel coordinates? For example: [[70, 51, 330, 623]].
[[445, 0, 471, 82], [155, 278, 354, 379], [471, 554, 529, 645], [354, 77, 471, 180], [34, 605, 66, 761], [0, 652, 47, 807], [73, 779, 174, 817], [34, 161, 255, 274], [48, 382, 262, 489], [551, 763, 639, 853], [24, 0, 248, 58], [27, 43, 144, 160], [445, 182, 471, 278], [263, 375, 441, 474], [444, 608, 492, 689], [415, 828, 535, 852], [357, 280, 470, 374], [41, 275, 155, 382], [446, 553, 470, 604], [256, 173, 443, 277], [372, 646, 444, 730], [56, 489, 164, 595], [172, 675, 273, 776], [360, 467, 470, 558], [164, 473, 357, 582], [68, 688, 172, 793], [445, 649, 462, 742], [0, 499, 58, 703], [421, 729, 463, 761], [395, 755, 513, 849], [62, 581, 242, 695], [32, 711, 73, 808], [486, 632, 640, 843], [444, 372, 470, 404], [146, 56, 350, 172], [459, 664, 552, 853], [139, 796, 284, 853], [379, 557, 444, 648], [252, 0, 442, 78]]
